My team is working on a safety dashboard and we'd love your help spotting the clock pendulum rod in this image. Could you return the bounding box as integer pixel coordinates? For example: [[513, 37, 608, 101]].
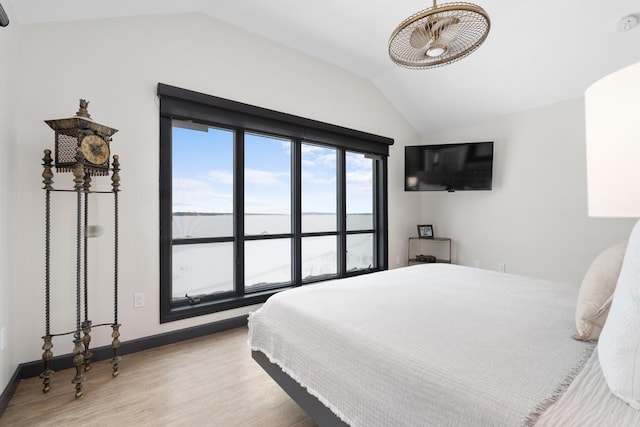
[[71, 148, 86, 398], [110, 155, 121, 377], [81, 174, 93, 372], [40, 150, 54, 394]]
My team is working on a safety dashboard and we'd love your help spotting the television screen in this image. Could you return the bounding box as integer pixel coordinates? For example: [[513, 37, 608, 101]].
[[405, 142, 493, 191]]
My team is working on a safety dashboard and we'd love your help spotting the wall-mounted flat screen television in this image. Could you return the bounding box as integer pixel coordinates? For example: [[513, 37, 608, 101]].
[[405, 142, 493, 192]]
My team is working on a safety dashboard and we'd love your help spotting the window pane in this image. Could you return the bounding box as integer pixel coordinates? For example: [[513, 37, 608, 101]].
[[172, 242, 233, 299], [302, 236, 337, 281], [346, 152, 373, 230], [347, 233, 374, 271], [245, 133, 291, 235], [172, 121, 234, 239], [245, 239, 291, 291], [302, 143, 337, 233], [173, 214, 233, 240]]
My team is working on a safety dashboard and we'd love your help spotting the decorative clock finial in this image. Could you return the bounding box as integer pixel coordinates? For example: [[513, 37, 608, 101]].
[[111, 155, 121, 192], [42, 149, 54, 190], [76, 99, 91, 119]]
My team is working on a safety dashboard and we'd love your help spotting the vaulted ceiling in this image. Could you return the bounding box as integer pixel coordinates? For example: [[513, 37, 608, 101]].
[[7, 0, 640, 135]]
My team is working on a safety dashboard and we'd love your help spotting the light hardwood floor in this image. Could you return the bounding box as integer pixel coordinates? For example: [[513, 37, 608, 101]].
[[1, 327, 316, 426]]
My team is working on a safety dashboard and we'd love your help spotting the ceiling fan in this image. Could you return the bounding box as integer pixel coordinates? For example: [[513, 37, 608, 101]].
[[389, 1, 490, 69]]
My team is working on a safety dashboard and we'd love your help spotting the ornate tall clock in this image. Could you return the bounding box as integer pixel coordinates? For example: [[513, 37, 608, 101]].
[[40, 100, 122, 398]]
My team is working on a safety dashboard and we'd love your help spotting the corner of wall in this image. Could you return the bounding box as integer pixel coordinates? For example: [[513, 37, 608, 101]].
[[0, 0, 20, 399]]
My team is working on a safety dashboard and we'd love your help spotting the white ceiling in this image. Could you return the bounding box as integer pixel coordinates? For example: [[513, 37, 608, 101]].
[[7, 0, 640, 135]]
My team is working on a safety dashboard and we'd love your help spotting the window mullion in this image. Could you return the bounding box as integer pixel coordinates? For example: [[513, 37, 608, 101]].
[[235, 130, 245, 295], [337, 149, 346, 277], [292, 139, 302, 285], [372, 157, 380, 269], [378, 157, 389, 270]]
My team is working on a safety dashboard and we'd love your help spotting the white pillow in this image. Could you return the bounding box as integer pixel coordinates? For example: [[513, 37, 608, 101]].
[[599, 219, 640, 409], [573, 242, 627, 341]]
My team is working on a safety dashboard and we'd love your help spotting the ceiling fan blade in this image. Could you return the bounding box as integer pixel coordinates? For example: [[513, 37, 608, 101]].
[[428, 16, 460, 45], [409, 25, 432, 49], [438, 23, 460, 44]]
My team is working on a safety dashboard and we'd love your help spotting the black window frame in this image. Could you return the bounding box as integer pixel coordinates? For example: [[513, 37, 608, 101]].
[[158, 83, 393, 323]]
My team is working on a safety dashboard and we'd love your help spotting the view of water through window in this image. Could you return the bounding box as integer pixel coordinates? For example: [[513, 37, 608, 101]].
[[171, 121, 375, 299]]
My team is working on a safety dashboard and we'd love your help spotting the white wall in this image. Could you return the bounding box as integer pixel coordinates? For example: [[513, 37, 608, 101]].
[[2, 12, 421, 390], [421, 98, 636, 284], [0, 0, 18, 397]]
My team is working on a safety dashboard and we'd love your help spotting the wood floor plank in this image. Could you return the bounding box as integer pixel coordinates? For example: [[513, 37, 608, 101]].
[[1, 327, 316, 427]]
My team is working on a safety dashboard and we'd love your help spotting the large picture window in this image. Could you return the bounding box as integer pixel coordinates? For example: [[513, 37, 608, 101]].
[[159, 84, 393, 322]]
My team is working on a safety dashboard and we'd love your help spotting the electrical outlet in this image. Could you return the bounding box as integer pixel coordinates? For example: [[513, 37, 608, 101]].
[[473, 259, 481, 268], [134, 292, 145, 308], [0, 326, 6, 351], [498, 263, 506, 273]]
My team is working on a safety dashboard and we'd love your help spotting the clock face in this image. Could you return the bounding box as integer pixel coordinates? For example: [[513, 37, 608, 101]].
[[80, 134, 110, 166]]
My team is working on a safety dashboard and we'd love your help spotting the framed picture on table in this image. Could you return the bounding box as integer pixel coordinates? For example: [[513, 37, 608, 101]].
[[417, 224, 434, 239]]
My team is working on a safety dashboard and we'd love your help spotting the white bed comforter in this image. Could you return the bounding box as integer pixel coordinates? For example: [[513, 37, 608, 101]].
[[536, 348, 640, 426], [248, 264, 592, 426]]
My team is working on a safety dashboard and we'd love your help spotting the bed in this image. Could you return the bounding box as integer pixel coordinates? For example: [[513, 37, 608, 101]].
[[248, 250, 640, 426]]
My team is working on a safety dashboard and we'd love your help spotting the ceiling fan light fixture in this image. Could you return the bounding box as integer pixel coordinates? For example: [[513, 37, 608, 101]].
[[389, 1, 490, 69], [426, 45, 447, 58]]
